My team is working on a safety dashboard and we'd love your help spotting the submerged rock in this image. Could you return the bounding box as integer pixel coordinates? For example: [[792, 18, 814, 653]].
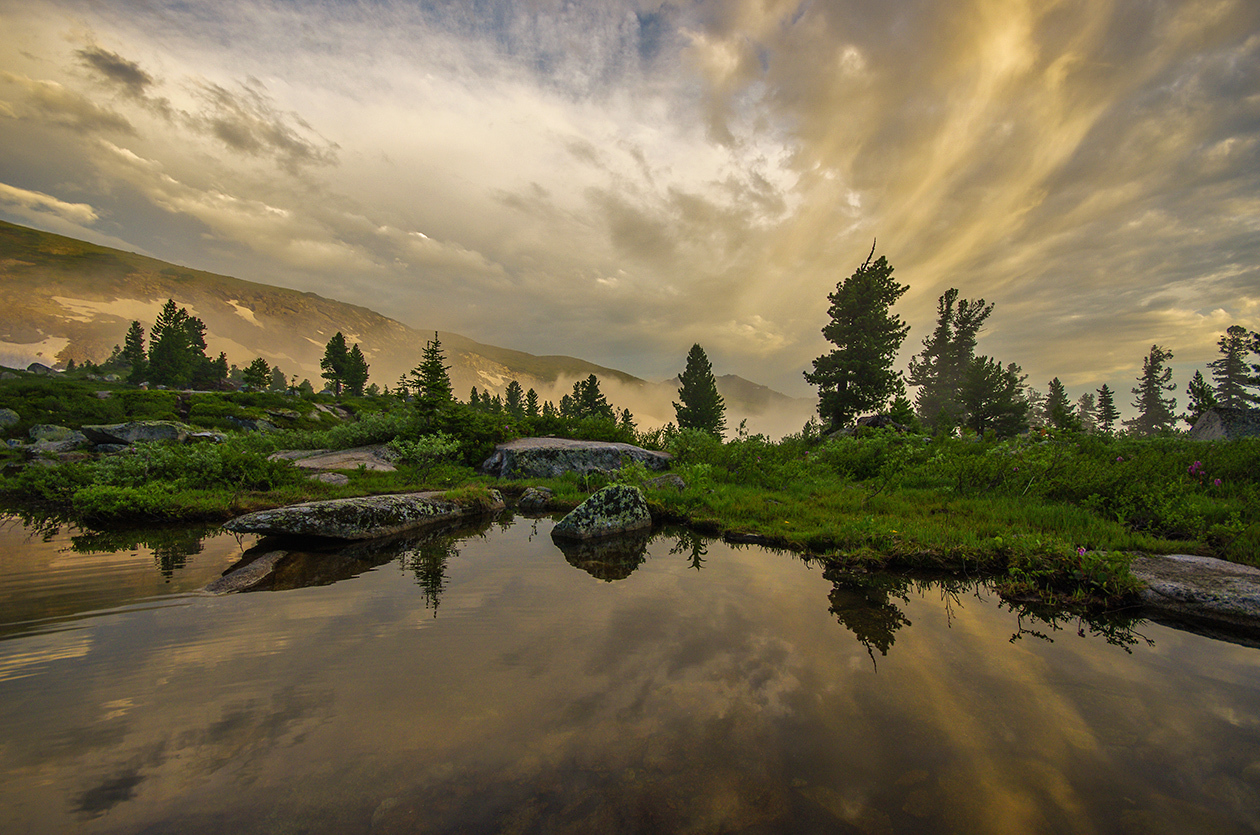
[[551, 484, 651, 541], [80, 420, 192, 445], [480, 437, 671, 480], [203, 550, 289, 594], [224, 490, 504, 540]]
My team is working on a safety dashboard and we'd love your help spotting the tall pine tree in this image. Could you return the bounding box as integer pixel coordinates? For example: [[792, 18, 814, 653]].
[[411, 332, 453, 416], [1210, 325, 1257, 407], [1183, 370, 1218, 427], [1124, 345, 1177, 436], [320, 332, 350, 396], [907, 288, 993, 432], [673, 343, 726, 437], [804, 246, 909, 431], [1096, 384, 1120, 434]]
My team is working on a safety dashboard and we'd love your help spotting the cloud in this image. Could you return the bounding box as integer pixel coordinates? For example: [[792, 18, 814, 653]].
[[0, 181, 98, 224], [0, 71, 133, 133], [185, 79, 339, 173], [75, 44, 154, 98]]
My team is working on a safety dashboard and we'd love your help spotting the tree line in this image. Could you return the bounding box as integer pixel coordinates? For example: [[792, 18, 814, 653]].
[[804, 245, 1260, 436]]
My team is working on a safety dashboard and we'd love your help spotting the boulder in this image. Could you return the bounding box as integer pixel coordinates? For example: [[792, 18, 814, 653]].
[[643, 473, 687, 492], [224, 490, 505, 540], [1131, 554, 1260, 631], [269, 445, 396, 472], [93, 391, 112, 400], [480, 437, 671, 480], [551, 484, 652, 541], [80, 421, 192, 445], [225, 416, 276, 433], [29, 424, 79, 443], [517, 486, 554, 512], [310, 472, 350, 486], [202, 550, 289, 594], [26, 362, 53, 375], [1188, 407, 1260, 441], [0, 408, 18, 429]]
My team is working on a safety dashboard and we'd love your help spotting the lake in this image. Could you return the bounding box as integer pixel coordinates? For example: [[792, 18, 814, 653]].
[[1, 512, 1258, 834]]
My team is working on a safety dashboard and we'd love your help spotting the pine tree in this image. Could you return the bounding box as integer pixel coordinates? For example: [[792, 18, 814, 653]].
[[320, 332, 350, 396], [957, 357, 1028, 436], [468, 387, 481, 409], [242, 357, 271, 389], [1045, 378, 1080, 431], [505, 380, 525, 417], [804, 247, 910, 430], [1210, 325, 1257, 407], [411, 333, 453, 416], [542, 400, 557, 419], [571, 375, 614, 420], [673, 343, 727, 437], [907, 288, 993, 432], [525, 388, 540, 418], [146, 299, 210, 388], [1183, 370, 1218, 427], [1025, 387, 1046, 429], [1124, 345, 1177, 436], [122, 320, 147, 383], [344, 344, 370, 396], [1076, 393, 1097, 433], [269, 365, 287, 392], [1096, 384, 1120, 433], [619, 408, 636, 432]]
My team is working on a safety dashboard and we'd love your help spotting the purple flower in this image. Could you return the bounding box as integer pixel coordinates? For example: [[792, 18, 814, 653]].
[[1214, 478, 1222, 487], [1077, 547, 1087, 556], [1115, 456, 1123, 463]]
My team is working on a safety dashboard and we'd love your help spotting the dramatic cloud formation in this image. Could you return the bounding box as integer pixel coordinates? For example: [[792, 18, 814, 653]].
[[0, 0, 1257, 403]]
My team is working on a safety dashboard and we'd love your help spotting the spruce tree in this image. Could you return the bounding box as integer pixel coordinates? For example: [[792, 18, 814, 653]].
[[525, 388, 540, 418], [505, 380, 525, 417], [146, 299, 210, 388], [269, 365, 287, 392], [1124, 345, 1177, 436], [344, 344, 370, 396], [1045, 378, 1080, 431], [320, 332, 350, 396], [242, 357, 271, 389], [122, 320, 147, 383], [1210, 325, 1257, 407], [572, 375, 614, 420], [1096, 384, 1120, 433], [804, 247, 909, 431], [673, 343, 727, 437], [957, 357, 1029, 436], [1183, 370, 1218, 427], [412, 332, 453, 415], [1076, 393, 1097, 433], [468, 387, 481, 409], [907, 288, 993, 432]]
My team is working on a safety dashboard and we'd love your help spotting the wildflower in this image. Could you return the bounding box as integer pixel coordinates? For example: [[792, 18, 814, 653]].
[[1214, 478, 1222, 487], [1077, 547, 1087, 556], [1116, 456, 1123, 463]]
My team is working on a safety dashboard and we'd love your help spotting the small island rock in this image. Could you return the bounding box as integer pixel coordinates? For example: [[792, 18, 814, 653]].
[[224, 490, 504, 540], [551, 484, 651, 541]]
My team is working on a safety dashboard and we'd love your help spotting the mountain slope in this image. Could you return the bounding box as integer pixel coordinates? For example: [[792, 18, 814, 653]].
[[0, 220, 812, 434]]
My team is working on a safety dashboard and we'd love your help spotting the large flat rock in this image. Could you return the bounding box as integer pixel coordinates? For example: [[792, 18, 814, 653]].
[[269, 445, 397, 472], [223, 490, 503, 540], [480, 437, 671, 479], [1131, 554, 1260, 631]]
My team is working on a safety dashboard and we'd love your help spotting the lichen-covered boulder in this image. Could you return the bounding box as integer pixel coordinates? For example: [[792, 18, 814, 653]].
[[27, 424, 88, 453], [80, 421, 192, 445], [517, 486, 554, 513], [224, 490, 504, 540], [480, 438, 671, 480], [1131, 554, 1260, 630], [551, 484, 651, 541], [0, 408, 19, 430]]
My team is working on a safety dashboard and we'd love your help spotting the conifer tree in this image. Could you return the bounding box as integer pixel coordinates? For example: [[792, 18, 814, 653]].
[[411, 332, 453, 415], [673, 343, 727, 437], [468, 387, 481, 409], [619, 408, 636, 432], [344, 344, 370, 396], [804, 246, 909, 430], [505, 380, 525, 417], [525, 388, 540, 418], [1096, 384, 1120, 433], [1124, 345, 1177, 436], [242, 357, 271, 389], [1076, 393, 1097, 433], [907, 288, 993, 432], [1210, 325, 1257, 407], [571, 374, 614, 420], [1045, 377, 1080, 431], [542, 399, 557, 419], [122, 320, 147, 383], [146, 299, 211, 388], [269, 365, 287, 392], [957, 357, 1028, 436], [320, 332, 350, 396], [1183, 370, 1218, 427]]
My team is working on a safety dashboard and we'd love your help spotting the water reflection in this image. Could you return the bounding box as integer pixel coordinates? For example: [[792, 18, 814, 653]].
[[553, 529, 651, 581]]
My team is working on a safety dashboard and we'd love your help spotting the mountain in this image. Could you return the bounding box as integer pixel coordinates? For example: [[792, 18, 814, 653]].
[[0, 220, 813, 434]]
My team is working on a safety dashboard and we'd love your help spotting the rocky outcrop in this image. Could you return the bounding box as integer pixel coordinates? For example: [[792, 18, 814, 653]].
[[80, 421, 193, 445], [224, 490, 504, 540], [1131, 554, 1260, 634], [551, 484, 651, 540], [1188, 407, 1260, 441], [26, 424, 88, 453], [269, 445, 397, 472], [480, 437, 671, 480]]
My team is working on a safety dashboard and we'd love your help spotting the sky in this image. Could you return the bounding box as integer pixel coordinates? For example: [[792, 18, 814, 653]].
[[0, 0, 1257, 402]]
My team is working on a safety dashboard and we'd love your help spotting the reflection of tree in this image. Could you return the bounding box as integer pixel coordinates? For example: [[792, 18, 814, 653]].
[[669, 529, 708, 571], [1003, 600, 1154, 652], [824, 567, 912, 662], [402, 540, 459, 615], [69, 525, 211, 577]]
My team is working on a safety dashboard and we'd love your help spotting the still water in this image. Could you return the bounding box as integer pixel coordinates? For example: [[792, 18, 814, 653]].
[[1, 512, 1259, 834]]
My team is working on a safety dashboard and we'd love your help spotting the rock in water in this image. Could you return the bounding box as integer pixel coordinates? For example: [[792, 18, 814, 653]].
[[480, 438, 671, 479], [224, 490, 504, 540], [551, 484, 651, 541]]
